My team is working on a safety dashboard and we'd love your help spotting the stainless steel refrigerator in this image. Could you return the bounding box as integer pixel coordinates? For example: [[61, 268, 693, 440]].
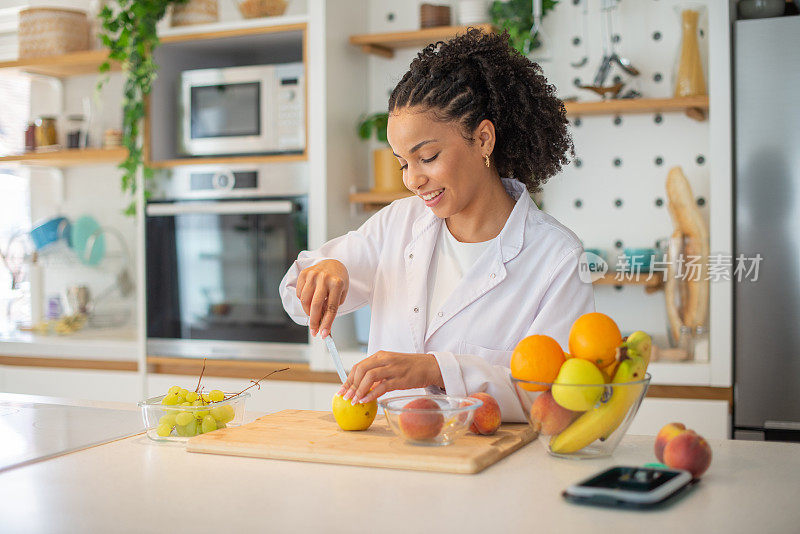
[[734, 16, 800, 441]]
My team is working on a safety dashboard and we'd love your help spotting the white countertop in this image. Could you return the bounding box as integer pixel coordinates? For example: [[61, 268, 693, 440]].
[[0, 396, 797, 533], [0, 328, 138, 360]]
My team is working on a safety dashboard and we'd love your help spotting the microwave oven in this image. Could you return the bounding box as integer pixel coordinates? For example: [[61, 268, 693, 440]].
[[179, 63, 305, 156]]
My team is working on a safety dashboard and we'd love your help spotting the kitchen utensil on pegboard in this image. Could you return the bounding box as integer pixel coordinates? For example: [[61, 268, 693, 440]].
[[579, 0, 640, 99], [674, 7, 707, 98]]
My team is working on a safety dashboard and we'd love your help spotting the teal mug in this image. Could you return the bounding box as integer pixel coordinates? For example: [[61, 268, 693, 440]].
[[623, 247, 657, 272]]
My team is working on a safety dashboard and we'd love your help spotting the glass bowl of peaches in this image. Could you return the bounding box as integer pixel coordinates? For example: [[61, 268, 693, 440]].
[[380, 395, 483, 446]]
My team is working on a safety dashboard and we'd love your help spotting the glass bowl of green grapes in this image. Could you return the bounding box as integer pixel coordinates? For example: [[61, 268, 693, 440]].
[[139, 386, 249, 442]]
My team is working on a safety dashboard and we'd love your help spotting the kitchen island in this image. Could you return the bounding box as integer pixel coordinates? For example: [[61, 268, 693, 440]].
[[0, 395, 797, 533]]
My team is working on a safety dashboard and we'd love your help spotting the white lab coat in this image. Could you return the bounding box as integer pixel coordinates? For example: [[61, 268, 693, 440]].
[[279, 178, 595, 421]]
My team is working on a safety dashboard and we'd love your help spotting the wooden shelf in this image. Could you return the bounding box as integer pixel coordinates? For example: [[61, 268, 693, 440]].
[[148, 152, 307, 169], [565, 96, 710, 122], [160, 19, 307, 44], [593, 272, 664, 292], [0, 19, 308, 78], [349, 190, 413, 210], [0, 148, 127, 167], [350, 24, 494, 58], [0, 49, 118, 78]]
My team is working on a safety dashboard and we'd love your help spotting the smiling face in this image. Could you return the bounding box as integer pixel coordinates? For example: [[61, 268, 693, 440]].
[[387, 106, 495, 220]]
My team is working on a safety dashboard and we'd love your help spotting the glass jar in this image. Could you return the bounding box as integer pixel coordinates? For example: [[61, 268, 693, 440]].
[[25, 122, 36, 152], [35, 116, 58, 149], [66, 114, 87, 149], [677, 325, 695, 360], [693, 325, 709, 362]]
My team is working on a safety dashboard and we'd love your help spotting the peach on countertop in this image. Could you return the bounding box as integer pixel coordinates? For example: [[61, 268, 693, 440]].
[[399, 398, 444, 440], [663, 430, 712, 478], [529, 390, 580, 436], [465, 392, 501, 435], [655, 422, 688, 463]]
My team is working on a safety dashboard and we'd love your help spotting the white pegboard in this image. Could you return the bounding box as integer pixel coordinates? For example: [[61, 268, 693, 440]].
[[535, 0, 716, 348], [362, 1, 732, 384]]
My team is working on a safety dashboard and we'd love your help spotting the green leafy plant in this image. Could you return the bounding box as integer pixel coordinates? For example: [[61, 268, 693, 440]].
[[490, 0, 558, 55], [357, 112, 389, 144], [97, 0, 188, 215]]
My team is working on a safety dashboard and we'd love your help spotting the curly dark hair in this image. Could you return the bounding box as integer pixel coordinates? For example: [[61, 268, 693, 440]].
[[388, 28, 573, 193]]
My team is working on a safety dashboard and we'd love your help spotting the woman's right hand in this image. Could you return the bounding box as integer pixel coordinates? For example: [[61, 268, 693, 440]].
[[296, 259, 349, 338]]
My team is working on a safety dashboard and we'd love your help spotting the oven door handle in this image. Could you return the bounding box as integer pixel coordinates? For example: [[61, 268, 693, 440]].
[[146, 200, 295, 216]]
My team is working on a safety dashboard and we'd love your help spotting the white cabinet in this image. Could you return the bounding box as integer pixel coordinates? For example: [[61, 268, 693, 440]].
[[627, 398, 730, 439], [0, 366, 140, 403], [0, 366, 342, 413], [147, 374, 321, 413], [310, 382, 341, 411]]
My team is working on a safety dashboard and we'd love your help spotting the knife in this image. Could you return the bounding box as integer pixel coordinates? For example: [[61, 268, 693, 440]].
[[324, 334, 348, 384]]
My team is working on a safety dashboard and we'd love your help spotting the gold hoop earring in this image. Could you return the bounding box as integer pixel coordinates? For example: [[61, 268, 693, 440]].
[[484, 154, 490, 168]]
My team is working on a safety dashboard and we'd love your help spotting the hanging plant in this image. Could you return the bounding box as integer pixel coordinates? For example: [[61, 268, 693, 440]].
[[97, 0, 188, 215], [490, 0, 558, 55]]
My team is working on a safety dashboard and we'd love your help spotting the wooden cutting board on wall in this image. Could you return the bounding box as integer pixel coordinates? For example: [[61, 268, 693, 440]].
[[186, 409, 536, 474]]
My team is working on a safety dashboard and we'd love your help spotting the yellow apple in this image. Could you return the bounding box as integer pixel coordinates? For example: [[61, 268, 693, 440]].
[[332, 394, 377, 431]]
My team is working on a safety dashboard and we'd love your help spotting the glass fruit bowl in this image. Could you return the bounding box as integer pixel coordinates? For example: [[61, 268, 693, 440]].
[[512, 374, 650, 459], [379, 394, 483, 446], [139, 393, 249, 442]]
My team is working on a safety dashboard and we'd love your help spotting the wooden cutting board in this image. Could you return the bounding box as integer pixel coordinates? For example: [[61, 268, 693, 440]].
[[186, 409, 536, 474]]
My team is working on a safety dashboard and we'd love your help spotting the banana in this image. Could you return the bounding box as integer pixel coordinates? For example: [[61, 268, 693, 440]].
[[594, 331, 653, 441], [625, 330, 653, 368], [549, 332, 652, 454]]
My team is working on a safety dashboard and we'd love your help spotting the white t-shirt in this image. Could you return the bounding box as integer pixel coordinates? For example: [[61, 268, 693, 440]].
[[426, 224, 494, 329]]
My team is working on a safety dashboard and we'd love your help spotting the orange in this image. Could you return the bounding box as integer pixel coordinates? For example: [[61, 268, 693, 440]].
[[600, 359, 620, 383], [510, 335, 566, 392], [568, 312, 622, 369]]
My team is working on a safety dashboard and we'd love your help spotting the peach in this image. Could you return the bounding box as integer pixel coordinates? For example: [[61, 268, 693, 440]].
[[529, 390, 579, 436], [399, 398, 444, 440], [654, 422, 687, 463], [466, 392, 501, 435], [663, 430, 712, 478]]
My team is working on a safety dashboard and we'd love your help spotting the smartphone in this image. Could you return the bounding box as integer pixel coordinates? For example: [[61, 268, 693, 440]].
[[562, 466, 695, 509]]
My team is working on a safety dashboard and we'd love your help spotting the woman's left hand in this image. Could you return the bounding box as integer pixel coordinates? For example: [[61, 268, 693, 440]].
[[338, 351, 444, 404]]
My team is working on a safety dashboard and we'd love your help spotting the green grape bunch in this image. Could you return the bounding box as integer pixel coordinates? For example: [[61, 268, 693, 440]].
[[157, 386, 234, 438], [154, 361, 288, 439]]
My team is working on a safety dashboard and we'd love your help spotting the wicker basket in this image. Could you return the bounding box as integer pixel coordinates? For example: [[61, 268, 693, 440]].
[[236, 0, 288, 19], [18, 8, 89, 59], [171, 0, 219, 27]]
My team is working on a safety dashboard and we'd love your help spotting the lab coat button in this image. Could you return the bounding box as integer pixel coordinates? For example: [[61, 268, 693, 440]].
[[490, 273, 496, 278], [437, 311, 443, 317], [413, 307, 419, 313], [409, 253, 414, 259]]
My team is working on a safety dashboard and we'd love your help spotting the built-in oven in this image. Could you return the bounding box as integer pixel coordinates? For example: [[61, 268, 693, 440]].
[[146, 163, 309, 360], [179, 63, 305, 156]]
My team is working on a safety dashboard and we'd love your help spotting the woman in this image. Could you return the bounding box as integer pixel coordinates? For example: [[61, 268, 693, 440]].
[[279, 29, 595, 421]]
